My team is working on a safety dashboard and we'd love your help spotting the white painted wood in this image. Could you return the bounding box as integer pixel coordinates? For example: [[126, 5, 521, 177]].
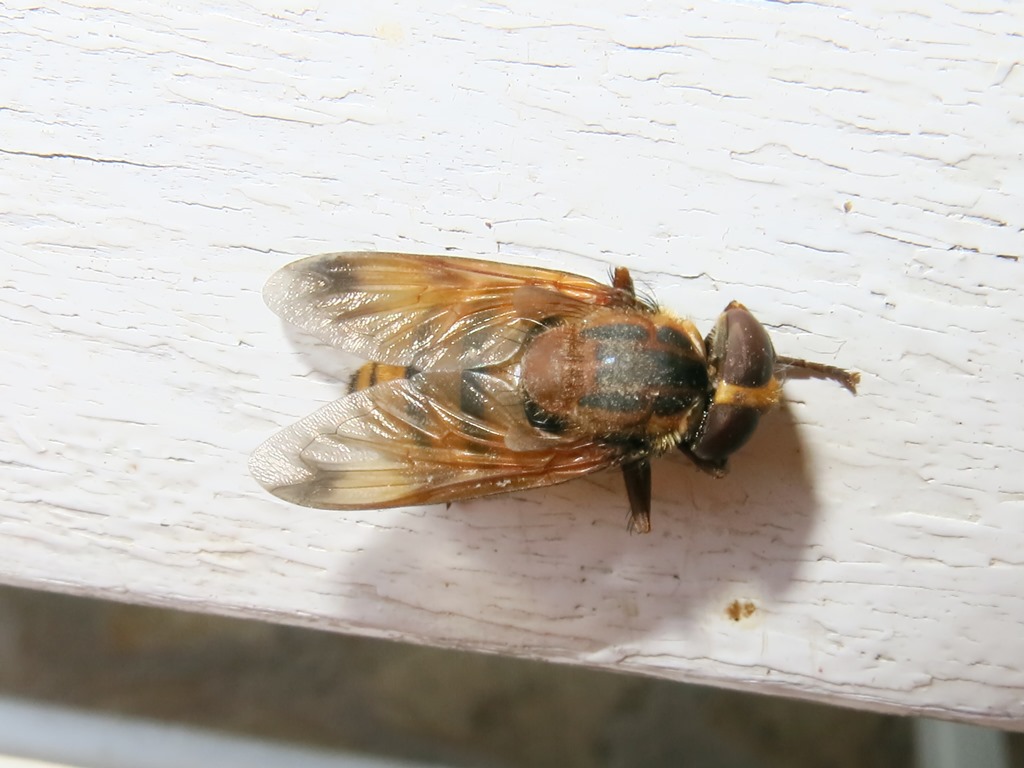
[[2, 0, 1022, 730]]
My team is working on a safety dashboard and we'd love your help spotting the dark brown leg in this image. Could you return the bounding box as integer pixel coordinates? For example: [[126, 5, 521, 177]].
[[612, 266, 635, 298], [622, 459, 652, 534], [775, 356, 860, 394]]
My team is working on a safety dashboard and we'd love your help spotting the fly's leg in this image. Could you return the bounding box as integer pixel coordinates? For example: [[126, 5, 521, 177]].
[[622, 459, 652, 534], [613, 267, 635, 298]]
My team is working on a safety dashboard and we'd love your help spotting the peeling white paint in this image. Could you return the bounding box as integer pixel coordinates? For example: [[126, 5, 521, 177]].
[[1, 0, 1022, 728]]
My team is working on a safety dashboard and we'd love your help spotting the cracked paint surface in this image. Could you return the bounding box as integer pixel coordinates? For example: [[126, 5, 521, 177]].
[[1, 0, 1022, 729]]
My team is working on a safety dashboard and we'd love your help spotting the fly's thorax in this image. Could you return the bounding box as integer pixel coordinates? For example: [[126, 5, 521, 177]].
[[518, 322, 584, 427], [520, 309, 709, 440]]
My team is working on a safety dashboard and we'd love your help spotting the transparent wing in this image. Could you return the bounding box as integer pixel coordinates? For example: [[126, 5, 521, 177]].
[[262, 252, 643, 370], [249, 372, 628, 510]]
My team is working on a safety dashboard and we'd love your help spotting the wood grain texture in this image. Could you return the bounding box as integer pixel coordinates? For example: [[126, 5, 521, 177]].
[[2, 0, 1021, 728]]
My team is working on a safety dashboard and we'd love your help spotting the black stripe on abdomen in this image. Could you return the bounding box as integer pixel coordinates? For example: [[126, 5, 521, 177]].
[[578, 392, 645, 413]]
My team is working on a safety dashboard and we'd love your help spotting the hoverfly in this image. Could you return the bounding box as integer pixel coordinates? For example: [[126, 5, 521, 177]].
[[250, 253, 858, 533]]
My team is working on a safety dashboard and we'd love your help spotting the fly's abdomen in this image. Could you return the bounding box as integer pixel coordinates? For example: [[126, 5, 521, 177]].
[[349, 362, 417, 393]]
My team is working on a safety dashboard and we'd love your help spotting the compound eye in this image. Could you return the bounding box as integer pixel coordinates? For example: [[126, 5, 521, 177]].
[[690, 404, 761, 463], [711, 302, 776, 389], [689, 303, 778, 464]]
